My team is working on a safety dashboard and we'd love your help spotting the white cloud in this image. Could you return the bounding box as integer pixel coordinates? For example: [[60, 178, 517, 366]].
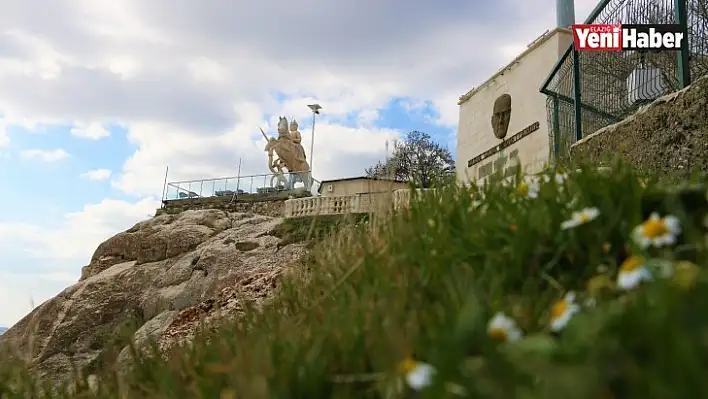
[[0, 197, 159, 263], [19, 148, 70, 162], [499, 43, 531, 63], [0, 120, 8, 147], [80, 168, 112, 181], [188, 57, 229, 82], [107, 56, 142, 79], [70, 122, 110, 139]]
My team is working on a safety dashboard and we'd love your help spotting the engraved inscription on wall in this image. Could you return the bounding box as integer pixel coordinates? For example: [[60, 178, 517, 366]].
[[478, 149, 520, 179], [467, 121, 539, 168]]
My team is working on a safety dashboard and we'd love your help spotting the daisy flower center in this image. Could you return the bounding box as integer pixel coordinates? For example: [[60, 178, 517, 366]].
[[517, 183, 529, 196], [620, 256, 644, 272], [488, 327, 508, 343], [399, 358, 416, 373], [642, 219, 668, 238], [550, 299, 568, 321]]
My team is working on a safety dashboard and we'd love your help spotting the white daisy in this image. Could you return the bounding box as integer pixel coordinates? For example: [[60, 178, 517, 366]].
[[632, 213, 681, 248], [549, 292, 580, 332], [554, 172, 569, 184], [617, 256, 652, 290], [517, 176, 540, 198], [542, 172, 568, 185], [560, 207, 600, 230], [399, 358, 436, 390], [487, 312, 523, 343]]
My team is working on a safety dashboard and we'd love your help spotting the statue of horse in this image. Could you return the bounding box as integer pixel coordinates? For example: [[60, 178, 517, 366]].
[[276, 116, 289, 138], [261, 126, 312, 191], [268, 156, 289, 189]]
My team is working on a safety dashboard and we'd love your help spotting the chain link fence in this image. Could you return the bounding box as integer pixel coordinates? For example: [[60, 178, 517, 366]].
[[542, 0, 708, 162]]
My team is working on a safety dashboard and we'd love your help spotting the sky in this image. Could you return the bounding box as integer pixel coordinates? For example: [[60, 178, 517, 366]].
[[0, 0, 598, 326]]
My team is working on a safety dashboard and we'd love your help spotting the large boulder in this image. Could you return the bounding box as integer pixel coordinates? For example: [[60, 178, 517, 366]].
[[0, 210, 306, 382]]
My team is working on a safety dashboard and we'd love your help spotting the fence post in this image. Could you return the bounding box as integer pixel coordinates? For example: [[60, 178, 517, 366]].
[[552, 95, 561, 162], [572, 49, 582, 142], [675, 0, 691, 88], [160, 165, 169, 206]]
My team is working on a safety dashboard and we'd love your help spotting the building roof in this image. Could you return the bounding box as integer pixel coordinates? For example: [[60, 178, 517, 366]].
[[457, 27, 572, 105], [316, 176, 407, 193]]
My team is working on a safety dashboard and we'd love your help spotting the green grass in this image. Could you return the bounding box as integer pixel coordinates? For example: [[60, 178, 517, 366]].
[[2, 161, 708, 398], [270, 213, 370, 249]]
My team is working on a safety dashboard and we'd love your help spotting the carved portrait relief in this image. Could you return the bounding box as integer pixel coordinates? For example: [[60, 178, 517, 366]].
[[491, 94, 512, 139]]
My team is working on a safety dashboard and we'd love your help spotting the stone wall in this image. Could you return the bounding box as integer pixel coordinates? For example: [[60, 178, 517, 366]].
[[156, 190, 312, 218], [570, 75, 708, 178]]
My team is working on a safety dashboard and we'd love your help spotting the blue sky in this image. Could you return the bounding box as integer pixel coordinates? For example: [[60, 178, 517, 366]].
[[0, 124, 132, 222], [0, 0, 597, 326]]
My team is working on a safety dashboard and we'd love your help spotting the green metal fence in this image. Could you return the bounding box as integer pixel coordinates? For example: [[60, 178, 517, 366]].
[[541, 0, 708, 162]]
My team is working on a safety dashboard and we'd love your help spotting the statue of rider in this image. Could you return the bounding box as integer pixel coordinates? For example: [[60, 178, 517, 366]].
[[289, 119, 307, 164]]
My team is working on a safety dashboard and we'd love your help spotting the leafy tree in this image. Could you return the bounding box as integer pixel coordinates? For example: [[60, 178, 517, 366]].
[[365, 130, 455, 188]]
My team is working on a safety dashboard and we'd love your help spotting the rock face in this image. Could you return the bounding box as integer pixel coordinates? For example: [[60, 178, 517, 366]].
[[0, 209, 306, 381], [571, 74, 708, 177]]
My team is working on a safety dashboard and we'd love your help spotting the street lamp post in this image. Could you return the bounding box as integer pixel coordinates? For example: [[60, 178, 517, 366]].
[[307, 104, 322, 177]]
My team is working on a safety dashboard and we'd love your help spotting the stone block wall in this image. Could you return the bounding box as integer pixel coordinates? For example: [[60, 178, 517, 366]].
[[570, 75, 708, 178], [156, 190, 312, 218]]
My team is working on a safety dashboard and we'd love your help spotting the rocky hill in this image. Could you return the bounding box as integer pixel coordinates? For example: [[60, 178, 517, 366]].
[[0, 208, 307, 382]]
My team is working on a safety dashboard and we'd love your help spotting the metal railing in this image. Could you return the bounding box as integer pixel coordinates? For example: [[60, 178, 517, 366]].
[[541, 0, 708, 161], [163, 172, 320, 201]]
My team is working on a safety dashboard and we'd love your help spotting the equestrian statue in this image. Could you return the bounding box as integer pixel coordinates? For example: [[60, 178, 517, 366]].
[[261, 116, 312, 191]]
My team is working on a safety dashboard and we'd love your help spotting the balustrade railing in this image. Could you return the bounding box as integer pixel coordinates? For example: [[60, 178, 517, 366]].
[[164, 172, 317, 200], [283, 189, 423, 218], [285, 195, 357, 217]]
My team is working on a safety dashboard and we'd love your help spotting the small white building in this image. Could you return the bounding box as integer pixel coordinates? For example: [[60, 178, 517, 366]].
[[317, 176, 409, 197]]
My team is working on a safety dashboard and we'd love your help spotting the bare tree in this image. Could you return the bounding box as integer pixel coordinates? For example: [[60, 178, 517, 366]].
[[365, 131, 454, 188]]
